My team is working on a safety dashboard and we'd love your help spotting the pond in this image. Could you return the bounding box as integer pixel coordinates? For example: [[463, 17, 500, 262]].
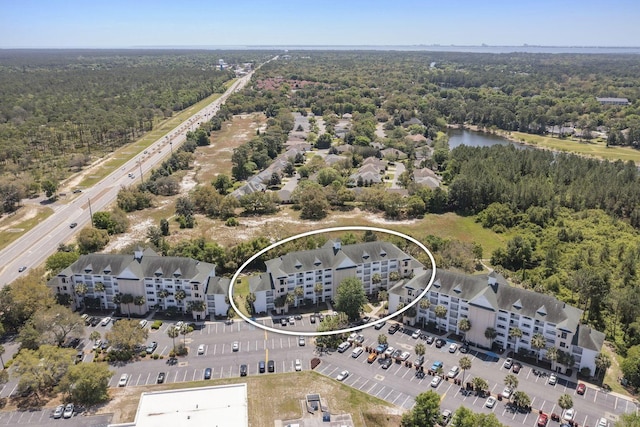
[[447, 129, 530, 150]]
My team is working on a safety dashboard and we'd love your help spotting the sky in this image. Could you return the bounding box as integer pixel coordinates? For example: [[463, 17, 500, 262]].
[[1, 0, 638, 48]]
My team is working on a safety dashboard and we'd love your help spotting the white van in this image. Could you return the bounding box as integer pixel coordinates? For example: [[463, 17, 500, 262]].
[[138, 319, 148, 328], [352, 347, 364, 358], [337, 342, 350, 353]]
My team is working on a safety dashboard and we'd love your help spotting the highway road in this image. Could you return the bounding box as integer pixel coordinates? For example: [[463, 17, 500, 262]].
[[0, 65, 263, 287]]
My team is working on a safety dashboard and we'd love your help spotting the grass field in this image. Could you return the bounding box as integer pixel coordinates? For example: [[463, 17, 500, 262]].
[[0, 207, 54, 251], [106, 370, 401, 427], [508, 131, 640, 163]]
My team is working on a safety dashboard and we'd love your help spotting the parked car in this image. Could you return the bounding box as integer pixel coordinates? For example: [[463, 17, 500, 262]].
[[92, 339, 102, 350], [232, 341, 239, 351], [485, 396, 496, 408], [268, 360, 275, 372], [381, 358, 393, 369], [53, 404, 65, 419], [288, 316, 295, 324], [430, 376, 442, 388], [576, 383, 586, 395], [280, 318, 287, 326], [367, 353, 378, 363], [597, 417, 608, 427], [63, 403, 74, 419], [138, 319, 148, 328], [198, 344, 205, 355], [337, 342, 350, 353], [440, 409, 452, 425], [374, 320, 386, 330], [548, 373, 558, 385], [459, 344, 469, 353], [563, 408, 575, 421], [336, 370, 350, 381], [447, 366, 460, 378], [412, 329, 421, 339], [430, 360, 443, 371], [512, 362, 522, 373], [537, 413, 549, 427], [355, 335, 365, 344], [204, 368, 212, 379], [258, 361, 265, 373], [425, 335, 435, 345], [240, 364, 247, 376], [146, 341, 158, 354], [399, 351, 411, 361], [384, 346, 395, 357], [118, 373, 128, 387], [415, 355, 425, 367], [295, 359, 302, 371], [448, 343, 458, 353], [375, 343, 388, 353], [501, 387, 512, 399], [157, 372, 165, 384], [352, 347, 364, 358], [309, 315, 316, 324], [388, 324, 400, 334], [90, 317, 100, 327], [435, 338, 446, 348], [503, 358, 513, 369]]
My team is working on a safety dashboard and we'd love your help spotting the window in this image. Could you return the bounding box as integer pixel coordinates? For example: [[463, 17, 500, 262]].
[[560, 342, 566, 348], [561, 332, 567, 339], [193, 285, 199, 291]]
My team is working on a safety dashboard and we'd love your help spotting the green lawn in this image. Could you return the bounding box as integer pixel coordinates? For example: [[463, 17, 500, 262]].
[[509, 131, 640, 163], [0, 208, 54, 251]]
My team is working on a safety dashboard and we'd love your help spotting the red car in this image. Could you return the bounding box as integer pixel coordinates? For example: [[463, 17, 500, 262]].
[[537, 413, 549, 427], [576, 383, 586, 395]]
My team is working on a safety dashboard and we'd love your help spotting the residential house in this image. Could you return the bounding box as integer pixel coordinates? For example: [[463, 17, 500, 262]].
[[388, 269, 605, 374], [596, 97, 630, 106], [48, 248, 229, 320]]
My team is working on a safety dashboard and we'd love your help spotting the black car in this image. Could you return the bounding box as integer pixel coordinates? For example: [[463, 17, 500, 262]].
[[258, 361, 265, 373], [204, 368, 212, 379], [460, 344, 469, 353], [435, 338, 446, 348], [388, 324, 400, 334], [69, 222, 78, 228], [280, 318, 287, 326], [425, 335, 435, 345], [157, 372, 166, 384], [267, 360, 275, 373], [512, 362, 522, 374], [90, 317, 100, 327], [240, 364, 247, 377], [381, 358, 393, 369]]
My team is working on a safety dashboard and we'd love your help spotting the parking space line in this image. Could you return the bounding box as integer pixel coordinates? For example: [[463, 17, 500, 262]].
[[172, 371, 179, 383], [135, 373, 142, 386], [367, 383, 377, 393], [375, 385, 386, 397], [359, 379, 368, 390], [212, 344, 216, 355], [192, 369, 196, 381], [182, 370, 188, 382], [144, 372, 150, 385], [384, 389, 394, 400], [401, 395, 411, 408]]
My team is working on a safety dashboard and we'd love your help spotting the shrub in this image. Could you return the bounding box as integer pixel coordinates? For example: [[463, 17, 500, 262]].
[[175, 344, 188, 356], [151, 320, 163, 330], [225, 217, 239, 227], [152, 353, 159, 360]]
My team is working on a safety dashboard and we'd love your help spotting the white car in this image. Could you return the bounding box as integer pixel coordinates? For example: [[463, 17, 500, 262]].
[[548, 373, 557, 385], [92, 339, 102, 350], [175, 321, 184, 330], [198, 344, 205, 355], [298, 336, 305, 346], [399, 351, 411, 361], [597, 417, 608, 427], [563, 408, 575, 421], [485, 396, 497, 408], [501, 387, 512, 399], [101, 316, 111, 326], [347, 332, 358, 343], [384, 346, 395, 357], [118, 373, 128, 387], [336, 370, 350, 381], [351, 347, 364, 358], [411, 329, 421, 339], [503, 357, 513, 369], [53, 404, 65, 419], [448, 343, 458, 353], [430, 376, 442, 388], [447, 366, 460, 378], [63, 403, 74, 419], [295, 359, 302, 371], [232, 341, 239, 351]]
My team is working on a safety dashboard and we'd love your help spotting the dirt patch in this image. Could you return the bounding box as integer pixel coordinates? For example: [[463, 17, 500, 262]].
[[104, 218, 154, 252], [0, 205, 39, 232]]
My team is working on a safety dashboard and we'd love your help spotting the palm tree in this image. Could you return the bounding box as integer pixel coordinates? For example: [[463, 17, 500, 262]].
[[558, 394, 573, 411], [458, 318, 471, 341], [94, 282, 105, 309], [133, 296, 145, 314], [174, 289, 187, 306], [459, 356, 472, 386], [419, 299, 430, 327], [508, 327, 523, 354], [531, 332, 547, 361], [546, 347, 559, 372], [378, 334, 388, 345], [504, 374, 519, 394], [167, 325, 180, 350], [558, 350, 575, 374], [285, 293, 295, 313], [314, 283, 323, 307], [434, 305, 447, 332], [378, 290, 388, 304], [180, 323, 193, 346], [415, 343, 426, 358], [112, 293, 122, 313], [484, 327, 497, 349], [187, 300, 206, 313], [472, 377, 489, 395], [371, 273, 381, 288], [75, 283, 88, 308], [89, 331, 101, 342], [512, 391, 531, 410], [121, 293, 134, 318], [389, 271, 401, 282], [594, 353, 611, 380], [294, 286, 304, 307]]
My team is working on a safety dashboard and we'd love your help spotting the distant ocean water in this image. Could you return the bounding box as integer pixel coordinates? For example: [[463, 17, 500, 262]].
[[193, 45, 640, 54]]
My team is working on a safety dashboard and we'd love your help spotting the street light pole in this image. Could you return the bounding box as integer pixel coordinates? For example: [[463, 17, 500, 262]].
[[88, 198, 94, 227], [170, 141, 173, 154]]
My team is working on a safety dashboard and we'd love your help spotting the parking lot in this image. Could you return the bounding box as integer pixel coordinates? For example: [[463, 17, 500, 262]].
[[0, 314, 636, 426]]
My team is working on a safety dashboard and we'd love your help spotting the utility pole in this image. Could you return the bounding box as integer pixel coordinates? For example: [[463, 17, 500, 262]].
[[88, 198, 94, 227]]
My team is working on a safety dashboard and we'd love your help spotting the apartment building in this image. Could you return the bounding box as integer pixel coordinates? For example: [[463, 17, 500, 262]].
[[388, 269, 604, 374], [48, 247, 230, 320], [251, 240, 421, 314]]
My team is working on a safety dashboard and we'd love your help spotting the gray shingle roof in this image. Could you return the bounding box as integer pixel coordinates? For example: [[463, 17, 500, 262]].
[[249, 273, 273, 293], [205, 276, 231, 296], [265, 240, 415, 278], [572, 324, 606, 352]]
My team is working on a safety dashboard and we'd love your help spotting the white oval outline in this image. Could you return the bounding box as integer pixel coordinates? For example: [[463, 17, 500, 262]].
[[228, 226, 436, 337]]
